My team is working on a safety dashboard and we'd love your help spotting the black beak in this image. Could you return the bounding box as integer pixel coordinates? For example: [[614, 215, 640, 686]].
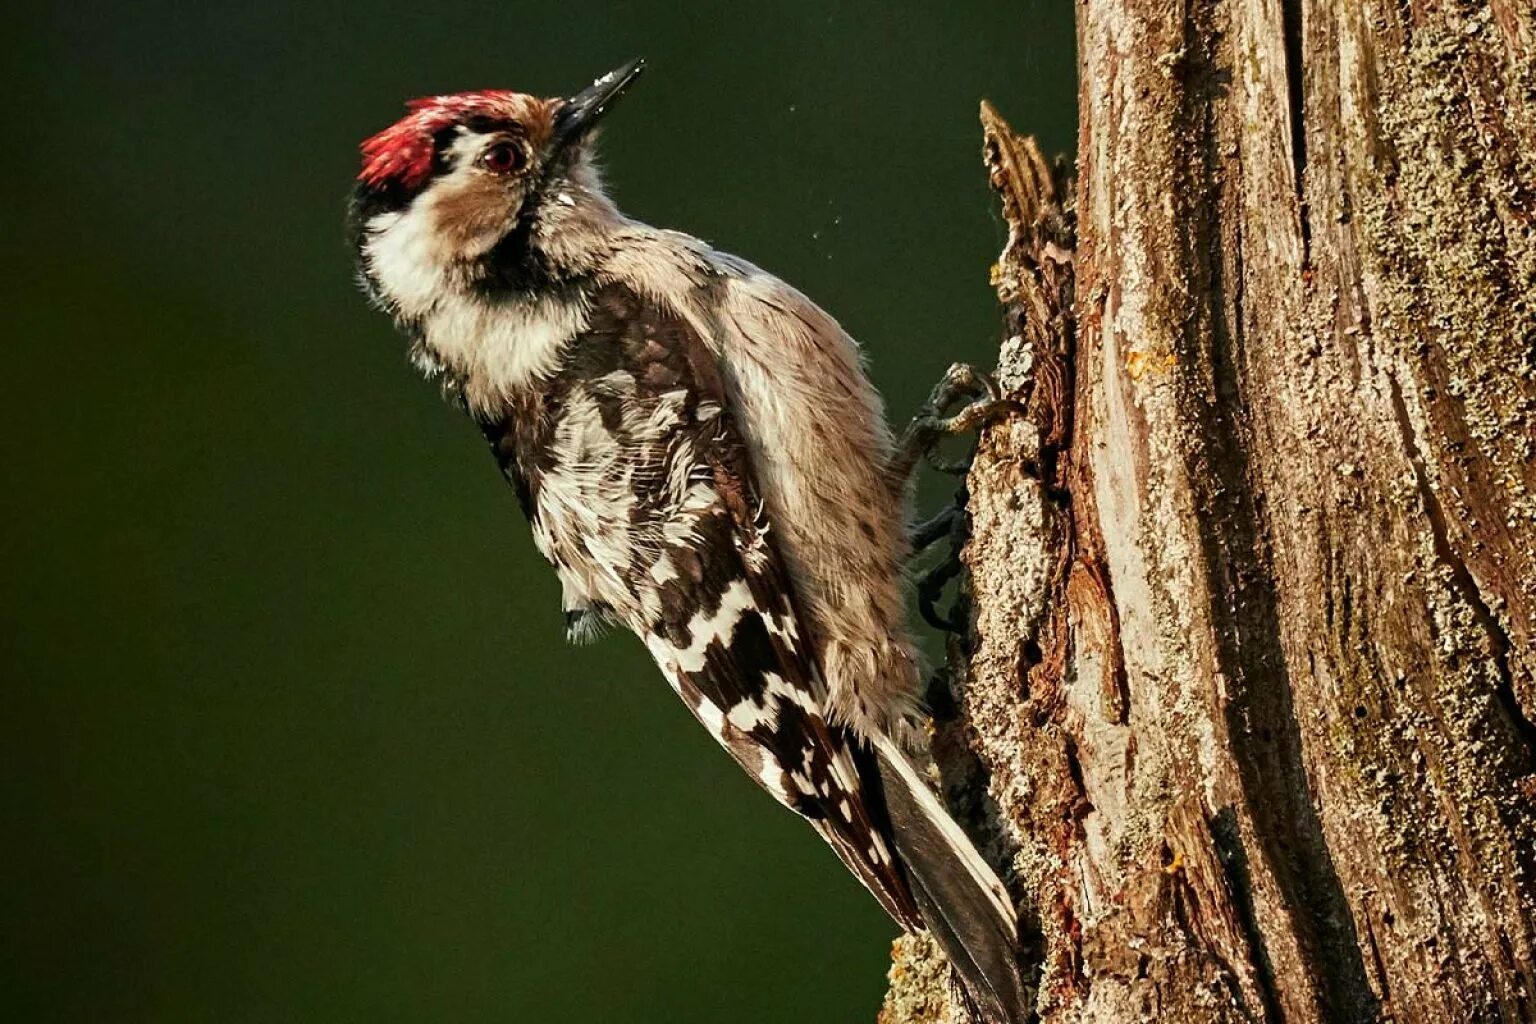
[[550, 58, 645, 154]]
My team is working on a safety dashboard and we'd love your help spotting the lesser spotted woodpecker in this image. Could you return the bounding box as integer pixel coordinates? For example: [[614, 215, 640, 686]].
[[348, 60, 1028, 1022]]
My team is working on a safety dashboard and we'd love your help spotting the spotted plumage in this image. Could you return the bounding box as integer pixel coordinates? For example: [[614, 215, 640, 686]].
[[479, 281, 921, 928], [348, 61, 1030, 1023]]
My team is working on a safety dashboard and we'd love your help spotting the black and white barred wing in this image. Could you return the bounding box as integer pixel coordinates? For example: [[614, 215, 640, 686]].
[[641, 529, 921, 931], [485, 283, 921, 930], [643, 493, 926, 930]]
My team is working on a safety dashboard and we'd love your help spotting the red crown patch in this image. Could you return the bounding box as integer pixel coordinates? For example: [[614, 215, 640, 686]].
[[358, 91, 525, 192]]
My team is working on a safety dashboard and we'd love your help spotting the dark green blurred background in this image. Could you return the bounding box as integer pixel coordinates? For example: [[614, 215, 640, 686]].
[[3, 3, 1075, 1021]]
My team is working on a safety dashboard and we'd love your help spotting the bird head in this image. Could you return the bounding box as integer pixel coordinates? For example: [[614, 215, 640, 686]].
[[349, 59, 644, 315]]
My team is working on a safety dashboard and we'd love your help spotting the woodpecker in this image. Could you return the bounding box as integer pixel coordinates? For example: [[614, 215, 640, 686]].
[[348, 60, 1029, 1022]]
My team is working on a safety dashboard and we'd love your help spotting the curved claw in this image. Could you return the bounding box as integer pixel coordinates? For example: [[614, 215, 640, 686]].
[[916, 394, 1026, 475], [918, 556, 965, 632], [910, 506, 960, 555], [928, 455, 975, 476], [927, 363, 998, 413], [887, 364, 1018, 496]]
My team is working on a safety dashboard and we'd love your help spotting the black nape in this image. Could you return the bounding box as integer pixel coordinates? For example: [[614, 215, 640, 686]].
[[344, 181, 407, 255]]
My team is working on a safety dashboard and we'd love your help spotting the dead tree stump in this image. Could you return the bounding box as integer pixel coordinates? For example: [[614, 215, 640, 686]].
[[883, 2, 1536, 1020]]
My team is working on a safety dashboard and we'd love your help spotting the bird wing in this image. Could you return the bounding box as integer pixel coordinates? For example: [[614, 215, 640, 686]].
[[481, 281, 921, 930]]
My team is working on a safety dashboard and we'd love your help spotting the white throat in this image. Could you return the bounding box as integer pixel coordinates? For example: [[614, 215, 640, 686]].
[[363, 204, 592, 414]]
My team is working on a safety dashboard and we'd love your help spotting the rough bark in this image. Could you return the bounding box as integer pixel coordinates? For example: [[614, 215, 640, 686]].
[[882, 1, 1536, 1021]]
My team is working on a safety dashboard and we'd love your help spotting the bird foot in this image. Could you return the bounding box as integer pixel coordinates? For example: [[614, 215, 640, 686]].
[[887, 363, 1020, 490], [909, 490, 971, 634]]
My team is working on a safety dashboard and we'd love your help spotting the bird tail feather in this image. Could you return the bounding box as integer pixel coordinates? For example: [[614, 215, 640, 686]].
[[871, 734, 1034, 1024]]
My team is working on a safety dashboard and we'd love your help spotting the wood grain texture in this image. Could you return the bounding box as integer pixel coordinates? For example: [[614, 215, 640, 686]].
[[883, 1, 1536, 1020]]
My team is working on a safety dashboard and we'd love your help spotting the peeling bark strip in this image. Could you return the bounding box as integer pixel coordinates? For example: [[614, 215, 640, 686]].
[[882, 1, 1536, 1021]]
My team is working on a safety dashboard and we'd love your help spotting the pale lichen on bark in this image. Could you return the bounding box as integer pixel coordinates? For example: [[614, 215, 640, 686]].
[[881, 933, 966, 1024]]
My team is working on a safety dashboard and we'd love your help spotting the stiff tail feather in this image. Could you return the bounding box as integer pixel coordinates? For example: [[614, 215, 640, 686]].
[[871, 734, 1034, 1024]]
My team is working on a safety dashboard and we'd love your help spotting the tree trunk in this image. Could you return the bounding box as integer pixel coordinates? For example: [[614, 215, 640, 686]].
[[882, 1, 1536, 1021]]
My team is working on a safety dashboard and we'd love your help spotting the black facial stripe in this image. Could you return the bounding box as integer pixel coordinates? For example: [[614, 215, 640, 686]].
[[345, 180, 406, 250], [346, 121, 515, 246], [460, 115, 524, 137], [477, 133, 594, 295]]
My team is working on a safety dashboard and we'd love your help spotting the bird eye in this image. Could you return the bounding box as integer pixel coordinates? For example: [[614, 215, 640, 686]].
[[480, 140, 527, 175]]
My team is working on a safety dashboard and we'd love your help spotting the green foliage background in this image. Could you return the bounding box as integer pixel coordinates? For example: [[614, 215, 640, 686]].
[[3, 3, 1075, 1020]]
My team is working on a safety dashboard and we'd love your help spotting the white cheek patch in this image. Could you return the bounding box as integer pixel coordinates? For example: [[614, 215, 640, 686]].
[[364, 206, 445, 318], [443, 129, 486, 165], [363, 144, 502, 314]]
